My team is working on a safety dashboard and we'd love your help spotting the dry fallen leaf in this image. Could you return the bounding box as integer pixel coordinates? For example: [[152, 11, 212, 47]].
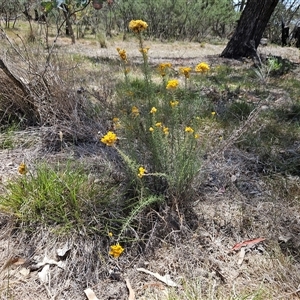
[[278, 234, 292, 243], [38, 264, 50, 283], [237, 247, 246, 265], [231, 174, 237, 182], [84, 288, 99, 300], [19, 267, 30, 277], [34, 255, 66, 270], [56, 245, 71, 259], [13, 257, 26, 266], [231, 237, 266, 252], [125, 278, 135, 300], [137, 267, 177, 287], [1, 256, 26, 272]]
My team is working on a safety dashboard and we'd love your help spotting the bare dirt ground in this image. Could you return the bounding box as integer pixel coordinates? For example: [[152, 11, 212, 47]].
[[1, 39, 300, 299], [56, 37, 300, 65]]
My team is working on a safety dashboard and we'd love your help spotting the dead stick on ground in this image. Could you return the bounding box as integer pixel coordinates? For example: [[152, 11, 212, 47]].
[[125, 278, 135, 300]]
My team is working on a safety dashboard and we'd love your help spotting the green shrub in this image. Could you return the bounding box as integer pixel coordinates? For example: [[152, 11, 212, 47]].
[[99, 20, 215, 238]]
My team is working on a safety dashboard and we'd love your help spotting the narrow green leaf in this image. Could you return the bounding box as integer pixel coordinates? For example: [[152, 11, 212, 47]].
[[41, 1, 55, 13]]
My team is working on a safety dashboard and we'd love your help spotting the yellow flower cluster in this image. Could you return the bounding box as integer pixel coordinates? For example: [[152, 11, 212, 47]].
[[179, 66, 192, 78], [185, 126, 194, 133], [195, 62, 210, 73], [158, 62, 172, 77], [139, 47, 150, 54], [163, 127, 169, 135], [18, 162, 27, 175], [109, 243, 124, 258], [138, 166, 146, 178], [129, 20, 148, 33], [170, 100, 179, 107], [112, 117, 121, 129], [150, 107, 157, 114], [132, 106, 139, 116], [166, 79, 179, 90], [116, 48, 127, 62], [101, 131, 118, 146], [150, 123, 169, 135]]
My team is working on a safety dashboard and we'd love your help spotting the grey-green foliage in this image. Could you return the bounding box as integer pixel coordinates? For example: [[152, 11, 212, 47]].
[[104, 0, 239, 40], [269, 0, 300, 44], [1, 0, 239, 41], [0, 0, 24, 28]]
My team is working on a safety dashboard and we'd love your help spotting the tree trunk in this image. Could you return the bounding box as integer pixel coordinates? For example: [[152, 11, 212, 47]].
[[221, 0, 279, 59], [293, 26, 300, 48], [281, 20, 289, 46], [62, 4, 75, 44]]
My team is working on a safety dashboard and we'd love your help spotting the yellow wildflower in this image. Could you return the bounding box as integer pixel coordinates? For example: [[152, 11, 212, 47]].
[[195, 62, 210, 73], [116, 48, 127, 62], [179, 66, 192, 78], [101, 131, 118, 146], [109, 243, 124, 258], [163, 127, 169, 135], [155, 122, 162, 127], [129, 20, 148, 33], [139, 47, 150, 54], [185, 126, 194, 133], [194, 133, 200, 139], [166, 79, 179, 90], [211, 111, 216, 116], [158, 62, 172, 76], [138, 166, 146, 178], [112, 117, 121, 129], [149, 127, 154, 132], [150, 107, 157, 114], [108, 232, 113, 237], [170, 100, 179, 107], [131, 106, 139, 116], [18, 162, 27, 175]]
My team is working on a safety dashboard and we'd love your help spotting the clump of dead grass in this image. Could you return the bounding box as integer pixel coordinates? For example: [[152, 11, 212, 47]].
[[0, 29, 114, 150]]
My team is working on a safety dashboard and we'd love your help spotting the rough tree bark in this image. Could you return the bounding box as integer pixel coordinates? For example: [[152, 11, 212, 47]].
[[281, 20, 289, 46], [221, 0, 279, 59]]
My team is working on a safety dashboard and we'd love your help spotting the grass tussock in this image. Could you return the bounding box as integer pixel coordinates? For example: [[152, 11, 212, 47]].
[[0, 28, 112, 149], [0, 161, 119, 233]]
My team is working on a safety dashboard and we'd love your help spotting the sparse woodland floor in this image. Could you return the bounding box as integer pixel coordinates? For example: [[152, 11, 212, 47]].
[[0, 36, 300, 300]]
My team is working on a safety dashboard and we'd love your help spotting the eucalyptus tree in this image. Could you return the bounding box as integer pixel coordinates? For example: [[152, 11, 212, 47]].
[[221, 0, 279, 58], [40, 0, 105, 43], [0, 0, 24, 28]]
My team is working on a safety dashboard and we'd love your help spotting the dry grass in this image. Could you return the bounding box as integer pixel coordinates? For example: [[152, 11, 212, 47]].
[[0, 35, 300, 300], [0, 144, 300, 299]]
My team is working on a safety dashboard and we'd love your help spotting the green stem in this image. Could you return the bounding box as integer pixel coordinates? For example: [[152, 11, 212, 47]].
[[138, 33, 152, 105]]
